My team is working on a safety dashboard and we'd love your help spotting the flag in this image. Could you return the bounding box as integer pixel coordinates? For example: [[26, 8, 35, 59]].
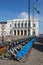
[[34, 4, 40, 14]]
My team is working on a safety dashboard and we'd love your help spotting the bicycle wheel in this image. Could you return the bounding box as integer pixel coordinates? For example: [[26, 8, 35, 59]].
[[17, 55, 27, 62], [2, 50, 10, 60]]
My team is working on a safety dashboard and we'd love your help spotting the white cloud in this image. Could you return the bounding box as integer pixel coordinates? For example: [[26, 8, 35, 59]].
[[18, 12, 32, 19], [19, 12, 28, 19], [17, 11, 40, 20]]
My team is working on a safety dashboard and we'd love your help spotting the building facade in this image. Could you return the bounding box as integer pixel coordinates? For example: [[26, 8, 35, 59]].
[[0, 18, 39, 37]]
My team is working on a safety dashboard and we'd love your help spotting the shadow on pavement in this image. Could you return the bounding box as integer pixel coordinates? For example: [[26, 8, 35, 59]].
[[33, 43, 43, 52]]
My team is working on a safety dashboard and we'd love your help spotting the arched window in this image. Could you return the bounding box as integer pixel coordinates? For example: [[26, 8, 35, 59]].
[[24, 30, 27, 36], [21, 30, 23, 35], [18, 30, 19, 35], [21, 23, 23, 27], [14, 30, 16, 36]]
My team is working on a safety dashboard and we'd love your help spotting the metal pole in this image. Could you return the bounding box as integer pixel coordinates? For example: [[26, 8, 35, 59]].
[[29, 0, 30, 27], [33, 2, 34, 36], [33, 1, 36, 36], [28, 0, 30, 36]]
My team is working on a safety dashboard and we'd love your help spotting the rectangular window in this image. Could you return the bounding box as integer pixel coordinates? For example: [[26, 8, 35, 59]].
[[2, 24, 4, 27], [34, 24, 35, 27], [28, 30, 30, 36], [15, 23, 16, 27], [10, 24, 11, 27], [33, 31, 35, 35], [28, 22, 30, 27], [10, 31, 12, 34]]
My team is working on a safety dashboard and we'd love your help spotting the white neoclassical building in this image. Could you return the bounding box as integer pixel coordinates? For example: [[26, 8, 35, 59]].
[[0, 18, 39, 37]]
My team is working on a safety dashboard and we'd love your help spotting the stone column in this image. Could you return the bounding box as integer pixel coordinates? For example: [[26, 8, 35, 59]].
[[13, 30, 14, 36], [16, 30, 17, 36], [20, 30, 21, 36], [27, 30, 28, 36], [23, 30, 24, 36]]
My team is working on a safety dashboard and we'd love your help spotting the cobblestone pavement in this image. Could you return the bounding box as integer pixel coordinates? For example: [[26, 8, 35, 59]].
[[0, 43, 43, 65]]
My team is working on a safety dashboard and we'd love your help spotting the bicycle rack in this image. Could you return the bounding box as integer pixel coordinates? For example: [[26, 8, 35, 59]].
[[12, 38, 36, 62]]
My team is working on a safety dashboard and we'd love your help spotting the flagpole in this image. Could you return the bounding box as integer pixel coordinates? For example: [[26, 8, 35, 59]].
[[33, 2, 34, 36], [28, 0, 30, 36], [32, 0, 40, 36], [29, 0, 30, 24]]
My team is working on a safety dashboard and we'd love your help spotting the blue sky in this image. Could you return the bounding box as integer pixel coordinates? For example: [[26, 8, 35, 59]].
[[0, 0, 28, 21], [0, 0, 43, 34]]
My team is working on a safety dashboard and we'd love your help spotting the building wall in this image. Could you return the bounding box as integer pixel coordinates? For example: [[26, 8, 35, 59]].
[[0, 24, 2, 36], [0, 19, 39, 37], [0, 23, 7, 36]]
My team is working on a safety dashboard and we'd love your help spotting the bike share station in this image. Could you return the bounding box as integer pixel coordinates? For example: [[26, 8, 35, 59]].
[[0, 21, 41, 62], [0, 23, 36, 62]]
